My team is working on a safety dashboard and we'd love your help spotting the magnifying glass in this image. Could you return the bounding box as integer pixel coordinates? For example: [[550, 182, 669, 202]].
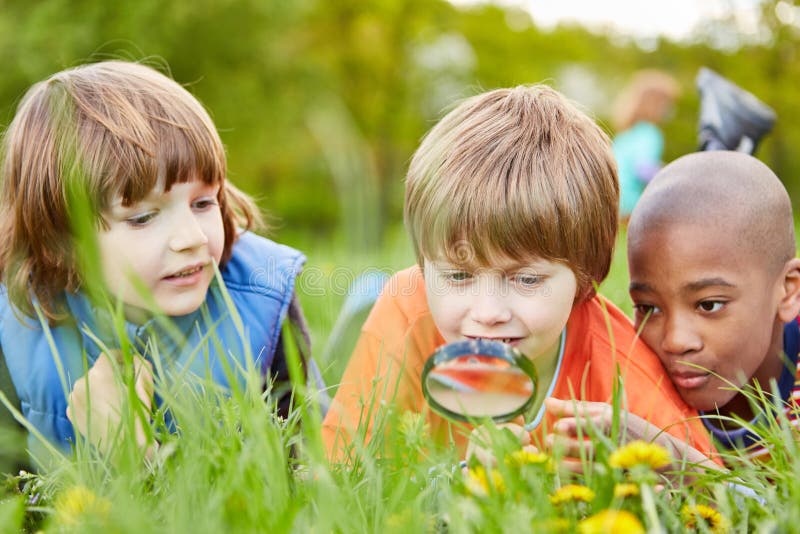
[[421, 339, 538, 424]]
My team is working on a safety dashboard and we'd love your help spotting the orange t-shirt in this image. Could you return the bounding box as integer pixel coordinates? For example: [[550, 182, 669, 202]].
[[322, 266, 713, 460]]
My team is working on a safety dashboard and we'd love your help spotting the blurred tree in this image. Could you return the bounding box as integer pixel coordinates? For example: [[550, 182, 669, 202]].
[[300, 0, 459, 252], [0, 0, 797, 246]]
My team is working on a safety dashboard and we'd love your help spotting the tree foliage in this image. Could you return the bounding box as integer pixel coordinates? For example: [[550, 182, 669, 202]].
[[1, 0, 797, 246]]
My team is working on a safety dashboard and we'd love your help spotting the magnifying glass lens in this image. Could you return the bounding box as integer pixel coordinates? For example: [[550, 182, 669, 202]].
[[422, 339, 538, 423]]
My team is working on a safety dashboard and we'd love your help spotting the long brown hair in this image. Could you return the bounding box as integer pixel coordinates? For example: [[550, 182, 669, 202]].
[[0, 61, 262, 321]]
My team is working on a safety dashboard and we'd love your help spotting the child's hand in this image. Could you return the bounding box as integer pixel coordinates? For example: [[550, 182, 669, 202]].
[[545, 398, 718, 471], [66, 351, 154, 455], [465, 422, 538, 468], [545, 397, 669, 449], [543, 398, 617, 472], [544, 398, 720, 475]]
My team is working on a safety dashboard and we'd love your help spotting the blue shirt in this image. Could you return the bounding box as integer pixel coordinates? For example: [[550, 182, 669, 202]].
[[612, 121, 664, 217]]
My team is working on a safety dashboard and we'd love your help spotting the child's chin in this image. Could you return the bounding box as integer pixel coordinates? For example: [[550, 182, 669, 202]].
[[157, 294, 207, 318], [686, 393, 730, 414], [691, 400, 719, 413], [165, 302, 204, 317]]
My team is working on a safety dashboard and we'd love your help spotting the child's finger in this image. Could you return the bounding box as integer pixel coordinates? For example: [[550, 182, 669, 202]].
[[468, 422, 529, 448], [93, 351, 117, 375], [549, 416, 577, 436], [65, 378, 86, 424], [133, 356, 155, 405], [465, 427, 495, 467], [107, 349, 124, 365], [497, 422, 531, 446], [465, 422, 532, 467], [472, 446, 497, 468], [545, 397, 610, 419], [545, 433, 596, 459], [551, 414, 613, 437], [557, 457, 587, 475]]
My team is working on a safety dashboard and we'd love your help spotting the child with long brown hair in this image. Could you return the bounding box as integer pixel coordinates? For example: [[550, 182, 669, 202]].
[[0, 61, 322, 458]]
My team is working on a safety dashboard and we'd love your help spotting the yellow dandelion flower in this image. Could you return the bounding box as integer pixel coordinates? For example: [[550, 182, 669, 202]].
[[549, 484, 596, 506], [608, 440, 671, 470], [681, 504, 730, 534], [54, 486, 111, 526], [577, 510, 645, 534], [465, 466, 505, 496], [613, 483, 640, 499], [505, 449, 549, 467]]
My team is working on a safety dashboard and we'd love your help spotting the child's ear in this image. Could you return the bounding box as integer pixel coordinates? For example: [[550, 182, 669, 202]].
[[777, 258, 800, 323]]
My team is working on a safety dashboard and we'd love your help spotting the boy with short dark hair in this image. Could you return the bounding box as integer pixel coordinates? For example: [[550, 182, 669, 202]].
[[549, 151, 800, 464], [627, 151, 800, 458]]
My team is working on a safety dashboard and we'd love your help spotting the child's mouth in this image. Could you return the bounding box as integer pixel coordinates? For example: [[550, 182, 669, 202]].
[[465, 336, 523, 346], [670, 371, 710, 390], [164, 264, 205, 281]]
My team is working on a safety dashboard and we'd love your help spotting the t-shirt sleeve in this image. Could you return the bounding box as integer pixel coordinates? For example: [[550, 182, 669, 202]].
[[321, 292, 424, 462]]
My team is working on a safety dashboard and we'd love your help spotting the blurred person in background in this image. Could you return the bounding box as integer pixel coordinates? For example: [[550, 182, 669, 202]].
[[611, 70, 680, 221]]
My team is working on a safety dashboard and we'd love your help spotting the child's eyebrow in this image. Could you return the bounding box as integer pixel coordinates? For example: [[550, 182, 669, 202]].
[[684, 277, 736, 292], [628, 278, 736, 294], [628, 281, 651, 293], [503, 264, 542, 274]]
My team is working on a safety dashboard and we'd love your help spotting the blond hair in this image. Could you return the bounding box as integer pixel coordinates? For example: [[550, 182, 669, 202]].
[[0, 60, 262, 321], [612, 69, 680, 131], [404, 85, 618, 300]]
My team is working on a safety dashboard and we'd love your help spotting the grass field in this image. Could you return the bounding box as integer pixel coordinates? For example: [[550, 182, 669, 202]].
[[1, 226, 799, 533]]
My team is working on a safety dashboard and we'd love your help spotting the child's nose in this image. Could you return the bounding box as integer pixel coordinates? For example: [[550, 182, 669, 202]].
[[169, 215, 209, 252], [469, 292, 512, 326], [660, 314, 702, 356]]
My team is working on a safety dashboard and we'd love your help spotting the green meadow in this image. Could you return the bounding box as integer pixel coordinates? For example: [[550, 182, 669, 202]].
[[0, 228, 798, 533]]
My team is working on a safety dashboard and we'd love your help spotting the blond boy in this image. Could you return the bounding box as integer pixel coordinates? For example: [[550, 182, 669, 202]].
[[322, 86, 712, 461]]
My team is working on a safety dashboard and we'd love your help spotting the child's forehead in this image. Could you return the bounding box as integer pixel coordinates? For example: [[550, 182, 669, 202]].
[[427, 247, 552, 271], [107, 172, 219, 208], [631, 217, 718, 246], [630, 220, 778, 285]]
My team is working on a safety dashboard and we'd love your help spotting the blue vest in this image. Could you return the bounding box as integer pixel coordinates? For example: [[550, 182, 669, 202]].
[[0, 232, 304, 451]]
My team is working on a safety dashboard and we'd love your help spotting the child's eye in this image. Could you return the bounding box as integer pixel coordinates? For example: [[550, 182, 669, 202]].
[[193, 197, 219, 210], [512, 273, 542, 287], [443, 270, 472, 283], [125, 212, 157, 227], [697, 300, 725, 313], [633, 303, 659, 318]]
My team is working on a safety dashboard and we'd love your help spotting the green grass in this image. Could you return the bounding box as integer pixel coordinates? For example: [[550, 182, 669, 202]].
[[1, 226, 799, 533]]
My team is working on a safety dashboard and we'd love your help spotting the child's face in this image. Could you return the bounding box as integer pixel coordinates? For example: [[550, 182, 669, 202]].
[[423, 254, 578, 365], [628, 223, 785, 413], [97, 178, 225, 322]]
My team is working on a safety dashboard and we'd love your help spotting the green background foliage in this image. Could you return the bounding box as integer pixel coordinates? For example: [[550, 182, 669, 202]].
[[2, 0, 798, 253]]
